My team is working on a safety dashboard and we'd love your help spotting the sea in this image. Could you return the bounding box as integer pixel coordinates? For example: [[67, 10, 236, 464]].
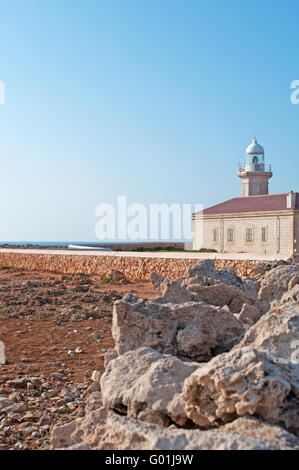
[[0, 241, 112, 247], [0, 241, 188, 247]]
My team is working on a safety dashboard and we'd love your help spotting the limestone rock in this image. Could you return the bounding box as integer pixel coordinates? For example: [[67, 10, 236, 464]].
[[187, 259, 216, 280], [217, 416, 299, 450], [183, 347, 299, 435], [186, 282, 248, 313], [112, 297, 245, 362], [87, 382, 101, 393], [85, 391, 103, 414], [288, 275, 299, 291], [235, 303, 299, 360], [241, 280, 260, 307], [101, 413, 298, 450], [104, 348, 118, 368], [277, 285, 299, 306], [238, 303, 261, 324], [183, 260, 258, 313], [63, 442, 90, 450], [258, 264, 299, 312], [152, 279, 200, 304], [100, 347, 198, 426], [251, 260, 290, 279], [91, 370, 101, 383], [109, 269, 128, 283], [51, 417, 81, 450], [51, 407, 298, 450], [150, 272, 165, 294], [186, 260, 243, 288]]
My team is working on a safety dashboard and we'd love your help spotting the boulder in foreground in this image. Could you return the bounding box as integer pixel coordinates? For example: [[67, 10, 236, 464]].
[[51, 407, 299, 450], [112, 296, 244, 362], [101, 347, 198, 426], [183, 347, 299, 435], [235, 302, 299, 360]]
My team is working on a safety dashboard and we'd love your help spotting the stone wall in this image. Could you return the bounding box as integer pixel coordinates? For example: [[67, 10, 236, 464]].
[[0, 251, 263, 280]]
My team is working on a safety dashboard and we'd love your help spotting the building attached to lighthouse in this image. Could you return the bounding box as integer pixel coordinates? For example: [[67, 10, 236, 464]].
[[238, 137, 273, 197], [193, 137, 299, 256]]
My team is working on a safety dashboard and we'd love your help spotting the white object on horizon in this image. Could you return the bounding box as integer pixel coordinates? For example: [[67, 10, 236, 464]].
[[68, 244, 112, 251]]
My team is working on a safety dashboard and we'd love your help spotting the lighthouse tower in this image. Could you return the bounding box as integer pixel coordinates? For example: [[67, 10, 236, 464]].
[[238, 137, 272, 197]]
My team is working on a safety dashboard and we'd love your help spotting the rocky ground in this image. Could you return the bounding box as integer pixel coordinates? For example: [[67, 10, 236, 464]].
[[50, 259, 299, 451], [0, 268, 156, 450]]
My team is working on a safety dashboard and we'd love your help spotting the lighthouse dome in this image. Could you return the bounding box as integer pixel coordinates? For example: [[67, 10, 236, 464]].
[[246, 137, 264, 155]]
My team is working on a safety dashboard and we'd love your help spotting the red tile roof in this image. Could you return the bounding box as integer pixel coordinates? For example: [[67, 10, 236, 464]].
[[194, 193, 299, 216]]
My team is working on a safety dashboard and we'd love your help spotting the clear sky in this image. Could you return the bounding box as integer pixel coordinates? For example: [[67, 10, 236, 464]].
[[0, 0, 298, 241]]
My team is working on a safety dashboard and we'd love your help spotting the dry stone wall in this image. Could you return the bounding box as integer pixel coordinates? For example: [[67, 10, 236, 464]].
[[0, 251, 265, 280]]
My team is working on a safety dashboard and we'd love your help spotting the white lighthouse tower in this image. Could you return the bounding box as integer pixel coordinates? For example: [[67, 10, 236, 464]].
[[238, 137, 272, 197]]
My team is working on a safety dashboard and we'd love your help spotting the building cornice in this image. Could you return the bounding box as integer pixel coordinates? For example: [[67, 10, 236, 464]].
[[192, 209, 296, 220]]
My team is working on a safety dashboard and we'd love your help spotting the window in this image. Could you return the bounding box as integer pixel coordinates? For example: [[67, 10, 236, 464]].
[[246, 228, 253, 242], [227, 228, 234, 242], [213, 228, 217, 242], [262, 227, 267, 242]]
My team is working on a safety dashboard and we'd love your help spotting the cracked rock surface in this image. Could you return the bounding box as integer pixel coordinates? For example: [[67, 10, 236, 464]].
[[100, 347, 198, 426], [47, 259, 299, 450], [183, 347, 299, 435]]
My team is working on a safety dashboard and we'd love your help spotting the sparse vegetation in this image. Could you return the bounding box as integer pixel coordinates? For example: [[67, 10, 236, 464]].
[[133, 246, 182, 252], [39, 311, 56, 320], [70, 303, 82, 310], [187, 248, 218, 253], [54, 313, 65, 323], [101, 276, 111, 284], [128, 246, 219, 253], [0, 308, 10, 320], [71, 312, 83, 322]]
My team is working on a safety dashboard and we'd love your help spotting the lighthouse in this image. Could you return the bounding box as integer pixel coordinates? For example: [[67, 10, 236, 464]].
[[238, 137, 272, 197]]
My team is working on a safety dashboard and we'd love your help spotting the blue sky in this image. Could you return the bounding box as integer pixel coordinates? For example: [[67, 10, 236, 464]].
[[0, 0, 298, 241]]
